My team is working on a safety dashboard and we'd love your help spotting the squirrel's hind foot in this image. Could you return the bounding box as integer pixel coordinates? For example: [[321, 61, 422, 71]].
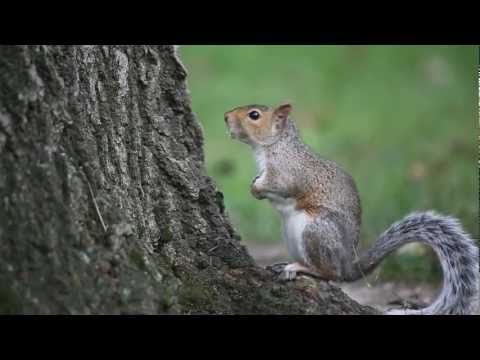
[[267, 262, 323, 282], [266, 262, 298, 281], [265, 262, 289, 274]]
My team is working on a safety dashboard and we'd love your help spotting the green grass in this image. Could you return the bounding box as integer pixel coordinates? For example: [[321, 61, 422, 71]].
[[180, 45, 478, 282]]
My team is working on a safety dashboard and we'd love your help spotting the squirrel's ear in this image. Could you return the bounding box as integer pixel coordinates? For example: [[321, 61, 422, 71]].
[[273, 103, 292, 130], [272, 103, 292, 129], [273, 103, 292, 120]]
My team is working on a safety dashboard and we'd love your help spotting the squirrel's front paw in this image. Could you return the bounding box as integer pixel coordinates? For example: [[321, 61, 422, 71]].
[[250, 179, 266, 200]]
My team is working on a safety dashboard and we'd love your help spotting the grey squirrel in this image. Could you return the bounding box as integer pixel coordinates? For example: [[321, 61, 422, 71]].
[[224, 102, 479, 315]]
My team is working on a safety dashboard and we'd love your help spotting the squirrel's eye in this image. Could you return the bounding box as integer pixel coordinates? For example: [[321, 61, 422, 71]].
[[248, 110, 260, 120]]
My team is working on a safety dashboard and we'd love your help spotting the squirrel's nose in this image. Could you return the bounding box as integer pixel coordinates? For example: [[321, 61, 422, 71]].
[[224, 113, 229, 123]]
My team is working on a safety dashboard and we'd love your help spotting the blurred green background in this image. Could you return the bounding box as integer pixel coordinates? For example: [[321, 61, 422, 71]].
[[181, 45, 478, 283]]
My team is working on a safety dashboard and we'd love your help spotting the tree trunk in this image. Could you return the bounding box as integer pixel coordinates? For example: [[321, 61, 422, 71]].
[[0, 45, 377, 314]]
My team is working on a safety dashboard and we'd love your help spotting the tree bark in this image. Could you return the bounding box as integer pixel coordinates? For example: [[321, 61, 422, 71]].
[[0, 45, 377, 314]]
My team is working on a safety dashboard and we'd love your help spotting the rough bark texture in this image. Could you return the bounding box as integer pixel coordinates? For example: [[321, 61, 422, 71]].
[[0, 45, 377, 314]]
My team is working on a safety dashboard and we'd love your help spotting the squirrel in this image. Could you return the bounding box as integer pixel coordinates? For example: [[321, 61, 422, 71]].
[[224, 102, 479, 315]]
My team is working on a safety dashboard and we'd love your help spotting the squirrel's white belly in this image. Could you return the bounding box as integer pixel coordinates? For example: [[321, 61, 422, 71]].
[[268, 195, 309, 263]]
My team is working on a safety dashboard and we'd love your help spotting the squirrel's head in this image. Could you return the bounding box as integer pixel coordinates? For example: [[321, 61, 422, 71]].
[[224, 103, 292, 146]]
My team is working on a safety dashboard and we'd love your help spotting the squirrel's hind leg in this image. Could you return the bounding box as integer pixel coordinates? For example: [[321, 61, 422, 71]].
[[301, 215, 351, 281]]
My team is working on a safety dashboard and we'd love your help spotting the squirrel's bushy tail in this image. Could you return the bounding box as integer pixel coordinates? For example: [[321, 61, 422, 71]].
[[345, 211, 479, 315]]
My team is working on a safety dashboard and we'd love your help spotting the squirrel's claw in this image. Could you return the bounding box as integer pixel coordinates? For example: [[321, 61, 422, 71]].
[[279, 268, 298, 281], [265, 262, 289, 274], [266, 262, 299, 281]]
